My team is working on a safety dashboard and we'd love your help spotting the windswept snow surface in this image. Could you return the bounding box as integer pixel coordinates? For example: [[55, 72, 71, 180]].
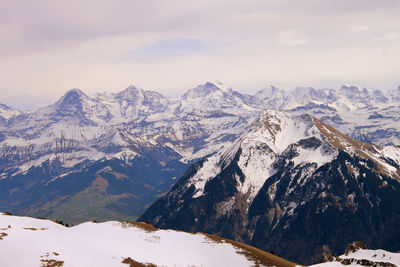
[[0, 213, 257, 267]]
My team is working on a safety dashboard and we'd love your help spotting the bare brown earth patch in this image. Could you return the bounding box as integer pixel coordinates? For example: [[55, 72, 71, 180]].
[[93, 176, 109, 193], [119, 221, 159, 233], [23, 227, 48, 231], [0, 232, 8, 240], [121, 257, 157, 267], [203, 233, 300, 267], [112, 171, 128, 180], [40, 252, 63, 267], [40, 259, 64, 267], [262, 113, 282, 142]]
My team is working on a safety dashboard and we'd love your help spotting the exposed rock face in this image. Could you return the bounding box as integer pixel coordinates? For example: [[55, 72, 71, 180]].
[[320, 253, 340, 263], [345, 242, 367, 255], [316, 241, 398, 267], [139, 111, 400, 265]]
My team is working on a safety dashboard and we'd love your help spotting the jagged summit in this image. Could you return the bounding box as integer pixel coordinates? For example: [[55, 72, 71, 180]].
[[0, 102, 21, 121], [116, 85, 144, 100], [56, 88, 92, 110], [55, 88, 90, 115], [182, 81, 232, 99], [61, 88, 87, 98]]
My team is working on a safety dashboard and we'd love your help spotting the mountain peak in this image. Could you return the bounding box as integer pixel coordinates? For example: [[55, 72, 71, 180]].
[[64, 88, 86, 97], [207, 80, 233, 93], [340, 84, 368, 94], [54, 88, 93, 119], [58, 88, 88, 104], [182, 81, 233, 99], [116, 85, 144, 100], [0, 102, 14, 111], [0, 103, 21, 120]]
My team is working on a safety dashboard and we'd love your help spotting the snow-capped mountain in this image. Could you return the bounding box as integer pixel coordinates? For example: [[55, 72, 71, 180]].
[[0, 81, 399, 224], [139, 110, 400, 265], [0, 212, 297, 267], [0, 103, 21, 126]]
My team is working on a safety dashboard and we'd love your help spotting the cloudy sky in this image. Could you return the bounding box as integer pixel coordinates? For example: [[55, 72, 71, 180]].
[[0, 0, 400, 109]]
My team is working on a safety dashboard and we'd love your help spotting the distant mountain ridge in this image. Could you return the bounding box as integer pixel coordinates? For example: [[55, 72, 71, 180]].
[[0, 81, 399, 224]]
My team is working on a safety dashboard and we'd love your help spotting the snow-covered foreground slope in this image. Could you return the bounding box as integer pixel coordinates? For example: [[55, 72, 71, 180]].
[[0, 212, 296, 267]]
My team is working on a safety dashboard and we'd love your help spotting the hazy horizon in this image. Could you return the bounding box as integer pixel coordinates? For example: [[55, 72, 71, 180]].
[[2, 81, 399, 111]]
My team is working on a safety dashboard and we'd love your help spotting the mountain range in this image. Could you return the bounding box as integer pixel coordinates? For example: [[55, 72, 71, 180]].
[[139, 110, 400, 265], [0, 82, 399, 225]]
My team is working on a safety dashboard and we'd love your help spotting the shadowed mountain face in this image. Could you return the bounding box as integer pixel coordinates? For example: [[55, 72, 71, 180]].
[[139, 111, 400, 265]]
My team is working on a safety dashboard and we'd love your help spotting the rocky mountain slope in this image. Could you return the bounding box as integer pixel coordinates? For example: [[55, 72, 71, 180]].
[[139, 110, 400, 265], [311, 241, 400, 267], [0, 212, 297, 267], [0, 82, 399, 223]]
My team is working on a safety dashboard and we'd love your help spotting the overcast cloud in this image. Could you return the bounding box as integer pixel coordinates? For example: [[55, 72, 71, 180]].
[[0, 0, 399, 109]]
